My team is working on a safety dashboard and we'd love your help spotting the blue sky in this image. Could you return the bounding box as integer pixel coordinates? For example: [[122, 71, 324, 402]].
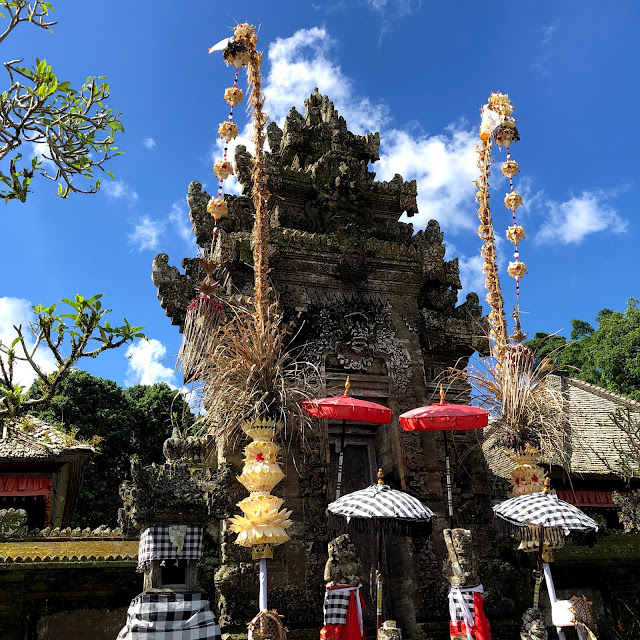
[[1, 0, 638, 391]]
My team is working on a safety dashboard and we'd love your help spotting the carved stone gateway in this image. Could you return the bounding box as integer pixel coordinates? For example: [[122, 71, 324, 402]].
[[152, 90, 505, 635]]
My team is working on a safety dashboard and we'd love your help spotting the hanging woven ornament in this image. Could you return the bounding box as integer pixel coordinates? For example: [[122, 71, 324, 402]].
[[505, 225, 525, 244], [218, 121, 239, 142], [225, 86, 244, 107], [504, 192, 523, 211], [501, 159, 519, 178], [507, 261, 528, 278], [492, 121, 520, 148], [223, 40, 251, 68], [213, 159, 234, 180], [207, 196, 228, 218], [178, 295, 224, 378]]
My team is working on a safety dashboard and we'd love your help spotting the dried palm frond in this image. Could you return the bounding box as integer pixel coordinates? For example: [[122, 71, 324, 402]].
[[444, 343, 569, 468], [195, 301, 321, 447]]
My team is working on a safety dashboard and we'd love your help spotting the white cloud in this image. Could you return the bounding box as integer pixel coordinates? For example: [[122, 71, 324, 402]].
[[102, 180, 139, 202], [366, 0, 416, 15], [536, 190, 627, 245], [169, 202, 197, 250], [128, 216, 164, 251], [542, 23, 557, 45], [125, 338, 177, 387], [311, 1, 346, 13], [375, 124, 478, 234], [265, 27, 389, 133], [0, 297, 56, 391], [30, 141, 56, 171], [143, 137, 157, 150], [456, 250, 486, 301]]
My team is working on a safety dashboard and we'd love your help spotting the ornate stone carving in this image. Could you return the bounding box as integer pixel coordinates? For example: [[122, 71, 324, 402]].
[[443, 528, 480, 587], [151, 253, 196, 328], [303, 304, 411, 389], [520, 608, 547, 640], [148, 89, 502, 633], [324, 534, 362, 586]]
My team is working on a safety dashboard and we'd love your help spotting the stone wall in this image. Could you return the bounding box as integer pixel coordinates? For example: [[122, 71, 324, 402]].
[[0, 563, 141, 639]]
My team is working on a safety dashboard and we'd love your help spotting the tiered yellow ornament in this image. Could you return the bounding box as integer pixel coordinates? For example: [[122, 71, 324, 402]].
[[506, 445, 547, 497], [229, 418, 292, 560], [508, 452, 564, 560]]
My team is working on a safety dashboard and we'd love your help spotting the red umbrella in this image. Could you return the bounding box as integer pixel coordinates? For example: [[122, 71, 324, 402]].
[[400, 387, 488, 526], [301, 378, 393, 498]]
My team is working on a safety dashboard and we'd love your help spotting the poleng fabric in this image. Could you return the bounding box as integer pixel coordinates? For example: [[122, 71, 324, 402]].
[[321, 584, 366, 640], [137, 525, 203, 572], [448, 585, 491, 640], [116, 592, 221, 640]]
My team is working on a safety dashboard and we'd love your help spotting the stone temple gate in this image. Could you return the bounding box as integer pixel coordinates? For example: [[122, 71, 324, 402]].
[[151, 90, 522, 636]]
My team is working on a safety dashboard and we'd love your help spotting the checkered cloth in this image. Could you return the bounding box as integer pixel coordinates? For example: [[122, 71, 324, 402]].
[[493, 491, 598, 536], [327, 484, 434, 521], [117, 592, 221, 639], [324, 587, 352, 625], [449, 587, 478, 623], [138, 525, 203, 571], [449, 586, 488, 640], [324, 584, 364, 634]]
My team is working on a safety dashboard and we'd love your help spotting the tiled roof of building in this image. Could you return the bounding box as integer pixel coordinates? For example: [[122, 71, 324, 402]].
[[484, 373, 640, 478], [0, 415, 95, 461]]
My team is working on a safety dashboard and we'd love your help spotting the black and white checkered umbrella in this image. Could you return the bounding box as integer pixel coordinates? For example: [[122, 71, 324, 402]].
[[328, 473, 434, 631], [327, 481, 434, 535], [493, 490, 598, 545]]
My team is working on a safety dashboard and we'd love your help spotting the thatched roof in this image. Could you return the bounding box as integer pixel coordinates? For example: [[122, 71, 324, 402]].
[[0, 415, 95, 462], [484, 373, 640, 478]]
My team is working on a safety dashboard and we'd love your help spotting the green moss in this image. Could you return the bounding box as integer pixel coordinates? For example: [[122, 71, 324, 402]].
[[555, 533, 640, 563]]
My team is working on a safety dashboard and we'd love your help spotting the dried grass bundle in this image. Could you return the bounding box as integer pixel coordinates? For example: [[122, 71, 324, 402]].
[[446, 344, 568, 466], [196, 301, 321, 446]]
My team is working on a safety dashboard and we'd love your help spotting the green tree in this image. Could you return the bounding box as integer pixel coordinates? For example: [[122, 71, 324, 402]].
[[0, 294, 144, 419], [32, 371, 195, 527], [524, 331, 567, 363], [0, 1, 123, 202], [526, 299, 640, 401]]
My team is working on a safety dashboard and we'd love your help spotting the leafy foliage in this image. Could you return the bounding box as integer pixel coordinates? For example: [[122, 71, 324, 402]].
[[612, 488, 640, 532], [0, 1, 123, 202], [0, 293, 145, 418], [31, 371, 195, 527], [525, 298, 640, 401]]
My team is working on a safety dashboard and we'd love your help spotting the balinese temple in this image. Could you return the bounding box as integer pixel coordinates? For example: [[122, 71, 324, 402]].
[[151, 90, 640, 637], [0, 415, 95, 528], [152, 89, 493, 636]]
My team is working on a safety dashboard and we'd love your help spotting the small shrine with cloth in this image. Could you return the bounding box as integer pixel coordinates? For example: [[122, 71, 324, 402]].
[[116, 431, 221, 640]]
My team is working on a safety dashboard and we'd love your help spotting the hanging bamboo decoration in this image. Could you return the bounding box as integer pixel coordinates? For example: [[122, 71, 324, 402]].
[[209, 25, 291, 629], [178, 30, 249, 379], [475, 135, 508, 359]]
